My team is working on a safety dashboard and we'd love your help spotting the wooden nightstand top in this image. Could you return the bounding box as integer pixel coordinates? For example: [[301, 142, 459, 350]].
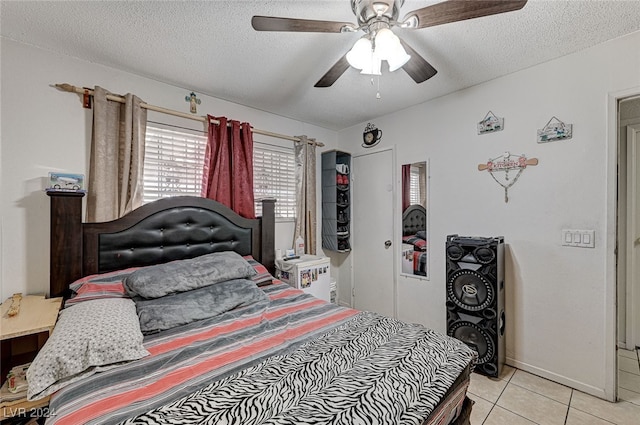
[[0, 295, 62, 340]]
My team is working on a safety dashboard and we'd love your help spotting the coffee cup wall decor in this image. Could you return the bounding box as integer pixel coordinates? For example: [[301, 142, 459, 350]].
[[363, 123, 382, 148]]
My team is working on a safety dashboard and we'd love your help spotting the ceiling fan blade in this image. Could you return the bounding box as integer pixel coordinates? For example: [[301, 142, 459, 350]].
[[314, 54, 350, 87], [398, 39, 438, 84], [403, 0, 527, 29], [252, 16, 355, 33]]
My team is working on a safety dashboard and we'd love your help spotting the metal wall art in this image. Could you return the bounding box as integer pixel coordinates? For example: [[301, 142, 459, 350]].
[[477, 111, 504, 135], [185, 92, 201, 114], [362, 122, 382, 148], [478, 152, 539, 203], [537, 116, 572, 143]]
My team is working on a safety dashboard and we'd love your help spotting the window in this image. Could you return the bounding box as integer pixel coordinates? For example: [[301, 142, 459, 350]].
[[142, 125, 296, 220], [142, 125, 207, 203], [253, 143, 296, 220], [410, 166, 421, 205]]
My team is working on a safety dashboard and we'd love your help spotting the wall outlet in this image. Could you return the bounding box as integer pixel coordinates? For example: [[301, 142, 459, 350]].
[[562, 229, 595, 248]]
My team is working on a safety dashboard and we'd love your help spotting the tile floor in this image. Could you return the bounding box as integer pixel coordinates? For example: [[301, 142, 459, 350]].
[[467, 348, 640, 424]]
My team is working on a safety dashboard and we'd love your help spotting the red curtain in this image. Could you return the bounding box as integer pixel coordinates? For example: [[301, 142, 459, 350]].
[[402, 164, 411, 212], [201, 115, 255, 218]]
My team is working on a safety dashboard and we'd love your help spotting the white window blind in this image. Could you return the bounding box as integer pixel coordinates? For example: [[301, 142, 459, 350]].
[[253, 143, 296, 220], [410, 166, 420, 205], [143, 125, 207, 203], [143, 126, 297, 220]]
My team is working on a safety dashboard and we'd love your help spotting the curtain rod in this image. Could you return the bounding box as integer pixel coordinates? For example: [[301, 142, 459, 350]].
[[54, 83, 324, 147]]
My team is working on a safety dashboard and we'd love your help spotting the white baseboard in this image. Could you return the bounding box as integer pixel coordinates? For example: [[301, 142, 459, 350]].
[[506, 357, 612, 401]]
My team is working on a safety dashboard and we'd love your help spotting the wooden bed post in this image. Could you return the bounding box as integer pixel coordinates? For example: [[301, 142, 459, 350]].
[[48, 191, 85, 298], [260, 199, 276, 275]]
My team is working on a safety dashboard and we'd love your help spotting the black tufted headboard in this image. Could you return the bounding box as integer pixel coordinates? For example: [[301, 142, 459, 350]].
[[48, 194, 275, 298], [402, 204, 426, 236]]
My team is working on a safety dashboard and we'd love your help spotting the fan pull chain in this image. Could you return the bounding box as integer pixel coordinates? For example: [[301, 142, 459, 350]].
[[371, 75, 381, 99]]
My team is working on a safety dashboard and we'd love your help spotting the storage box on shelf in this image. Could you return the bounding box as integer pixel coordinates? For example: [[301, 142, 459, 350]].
[[275, 255, 331, 302], [321, 150, 351, 252]]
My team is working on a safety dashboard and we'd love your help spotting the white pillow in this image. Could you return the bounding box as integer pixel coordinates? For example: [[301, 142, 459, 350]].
[[27, 298, 149, 400]]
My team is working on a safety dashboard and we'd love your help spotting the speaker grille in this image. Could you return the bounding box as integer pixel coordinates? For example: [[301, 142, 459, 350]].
[[446, 243, 465, 261], [447, 269, 494, 311], [448, 321, 495, 365], [473, 246, 496, 264]]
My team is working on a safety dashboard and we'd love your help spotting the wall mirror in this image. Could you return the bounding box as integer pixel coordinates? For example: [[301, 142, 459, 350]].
[[400, 161, 429, 279]]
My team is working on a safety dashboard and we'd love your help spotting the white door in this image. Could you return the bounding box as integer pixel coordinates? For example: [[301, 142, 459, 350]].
[[627, 124, 640, 348], [352, 148, 396, 317]]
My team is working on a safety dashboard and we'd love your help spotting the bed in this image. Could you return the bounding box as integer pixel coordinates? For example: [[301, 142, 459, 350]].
[[33, 193, 475, 425], [402, 204, 428, 276]]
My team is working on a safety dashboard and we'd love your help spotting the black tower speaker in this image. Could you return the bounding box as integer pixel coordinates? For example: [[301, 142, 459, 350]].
[[446, 234, 505, 377]]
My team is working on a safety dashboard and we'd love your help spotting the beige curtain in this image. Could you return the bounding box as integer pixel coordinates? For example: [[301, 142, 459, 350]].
[[293, 136, 317, 255], [86, 86, 147, 222], [419, 162, 427, 207]]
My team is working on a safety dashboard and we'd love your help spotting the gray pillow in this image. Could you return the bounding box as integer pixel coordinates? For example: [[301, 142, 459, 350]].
[[124, 251, 257, 299], [26, 298, 149, 400], [135, 278, 269, 334]]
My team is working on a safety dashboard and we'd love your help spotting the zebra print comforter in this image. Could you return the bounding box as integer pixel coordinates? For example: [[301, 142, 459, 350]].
[[47, 282, 476, 425]]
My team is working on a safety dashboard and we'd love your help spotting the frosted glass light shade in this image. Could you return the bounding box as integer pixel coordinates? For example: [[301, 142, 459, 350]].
[[360, 56, 382, 75], [347, 30, 410, 75], [387, 50, 411, 72], [374, 28, 397, 61], [346, 38, 373, 70]]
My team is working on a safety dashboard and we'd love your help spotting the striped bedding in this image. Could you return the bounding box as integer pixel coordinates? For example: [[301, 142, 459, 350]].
[[47, 282, 475, 425], [414, 250, 428, 276], [402, 234, 427, 251]]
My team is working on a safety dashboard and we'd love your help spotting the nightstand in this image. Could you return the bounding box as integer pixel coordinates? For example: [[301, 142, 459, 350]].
[[0, 295, 62, 420]]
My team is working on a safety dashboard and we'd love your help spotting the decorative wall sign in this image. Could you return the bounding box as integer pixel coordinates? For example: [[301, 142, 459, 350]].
[[477, 111, 504, 135], [185, 92, 201, 114], [537, 116, 572, 143], [478, 152, 538, 203], [362, 122, 382, 148]]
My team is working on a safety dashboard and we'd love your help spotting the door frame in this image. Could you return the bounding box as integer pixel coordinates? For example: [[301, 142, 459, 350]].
[[350, 146, 397, 316], [626, 124, 640, 348], [608, 87, 640, 402]]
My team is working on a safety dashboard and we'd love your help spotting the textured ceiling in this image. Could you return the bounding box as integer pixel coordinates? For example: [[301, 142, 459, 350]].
[[2, 0, 640, 130]]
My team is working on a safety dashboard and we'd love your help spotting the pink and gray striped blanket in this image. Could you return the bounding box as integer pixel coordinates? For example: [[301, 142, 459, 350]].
[[47, 282, 475, 425]]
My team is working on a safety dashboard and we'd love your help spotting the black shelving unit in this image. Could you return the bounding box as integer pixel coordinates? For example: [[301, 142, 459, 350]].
[[321, 150, 351, 252]]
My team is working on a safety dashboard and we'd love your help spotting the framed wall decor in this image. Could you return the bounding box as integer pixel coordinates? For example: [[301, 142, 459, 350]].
[[477, 111, 504, 135], [537, 116, 572, 143]]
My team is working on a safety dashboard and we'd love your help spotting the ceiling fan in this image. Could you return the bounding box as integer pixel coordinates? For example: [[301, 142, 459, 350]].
[[252, 0, 527, 87]]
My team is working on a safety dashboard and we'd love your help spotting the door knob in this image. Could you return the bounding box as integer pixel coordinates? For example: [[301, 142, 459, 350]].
[[385, 240, 392, 249]]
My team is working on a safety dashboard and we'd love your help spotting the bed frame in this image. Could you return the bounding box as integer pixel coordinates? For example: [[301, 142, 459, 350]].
[[47, 192, 471, 425], [48, 192, 275, 298]]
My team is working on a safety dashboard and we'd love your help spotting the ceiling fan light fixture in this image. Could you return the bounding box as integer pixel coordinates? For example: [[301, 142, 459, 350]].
[[372, 27, 397, 60], [346, 37, 373, 69], [372, 27, 410, 72], [387, 51, 411, 72], [360, 56, 382, 75]]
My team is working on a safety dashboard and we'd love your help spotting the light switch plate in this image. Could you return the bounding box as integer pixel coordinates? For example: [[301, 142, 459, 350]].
[[562, 229, 595, 248]]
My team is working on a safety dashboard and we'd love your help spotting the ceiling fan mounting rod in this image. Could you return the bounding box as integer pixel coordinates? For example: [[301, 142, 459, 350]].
[[351, 0, 403, 27], [367, 20, 391, 36]]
